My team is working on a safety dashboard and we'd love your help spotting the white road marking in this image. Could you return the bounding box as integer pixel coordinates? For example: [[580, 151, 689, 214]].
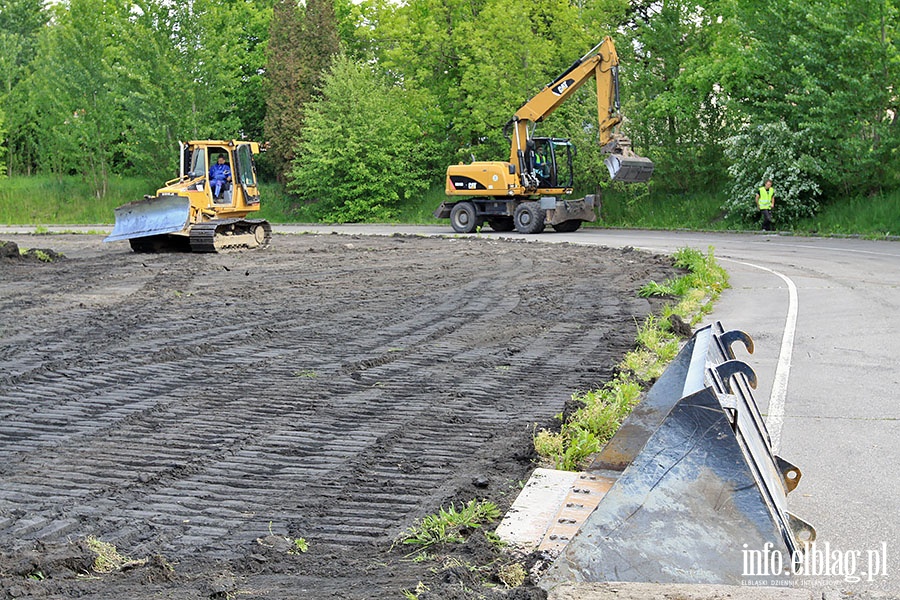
[[724, 258, 799, 453]]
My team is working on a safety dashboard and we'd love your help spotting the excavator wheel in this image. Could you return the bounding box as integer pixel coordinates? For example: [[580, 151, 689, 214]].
[[513, 202, 546, 234], [552, 220, 582, 233], [450, 202, 480, 234]]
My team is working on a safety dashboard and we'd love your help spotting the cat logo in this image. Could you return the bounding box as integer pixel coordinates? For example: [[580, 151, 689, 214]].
[[552, 78, 575, 96]]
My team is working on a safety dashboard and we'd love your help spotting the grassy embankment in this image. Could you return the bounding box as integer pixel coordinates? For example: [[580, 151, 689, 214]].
[[2, 175, 898, 237]]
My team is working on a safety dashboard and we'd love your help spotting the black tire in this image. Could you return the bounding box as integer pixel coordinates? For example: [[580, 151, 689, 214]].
[[449, 202, 480, 234], [552, 220, 582, 233], [488, 217, 515, 232], [513, 202, 546, 234]]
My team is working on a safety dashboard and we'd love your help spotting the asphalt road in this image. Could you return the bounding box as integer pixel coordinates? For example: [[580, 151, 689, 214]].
[[4, 223, 898, 595]]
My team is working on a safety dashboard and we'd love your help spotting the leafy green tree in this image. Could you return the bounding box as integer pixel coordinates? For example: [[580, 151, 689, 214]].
[[191, 0, 273, 139], [264, 0, 305, 181], [115, 0, 273, 179], [372, 0, 599, 170], [289, 55, 439, 221], [723, 122, 822, 227], [620, 0, 732, 191], [0, 0, 48, 175], [28, 0, 130, 196], [727, 0, 899, 198]]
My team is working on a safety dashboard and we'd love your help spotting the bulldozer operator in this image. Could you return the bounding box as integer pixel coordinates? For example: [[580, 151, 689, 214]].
[[209, 154, 232, 201]]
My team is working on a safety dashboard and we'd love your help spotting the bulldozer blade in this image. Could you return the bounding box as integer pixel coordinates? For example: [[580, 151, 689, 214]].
[[105, 194, 191, 242], [540, 322, 815, 588], [605, 153, 654, 183]]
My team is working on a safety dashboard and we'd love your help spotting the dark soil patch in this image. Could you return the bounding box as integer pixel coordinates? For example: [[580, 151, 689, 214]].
[[0, 233, 676, 599]]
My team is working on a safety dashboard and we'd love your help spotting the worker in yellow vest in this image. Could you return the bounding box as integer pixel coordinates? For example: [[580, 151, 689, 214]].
[[755, 179, 775, 231]]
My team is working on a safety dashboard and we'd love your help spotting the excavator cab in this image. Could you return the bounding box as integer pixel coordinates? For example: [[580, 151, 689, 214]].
[[531, 138, 574, 190], [188, 146, 233, 204]]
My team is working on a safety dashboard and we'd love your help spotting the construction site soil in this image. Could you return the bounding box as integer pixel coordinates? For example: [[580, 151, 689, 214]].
[[0, 232, 677, 600]]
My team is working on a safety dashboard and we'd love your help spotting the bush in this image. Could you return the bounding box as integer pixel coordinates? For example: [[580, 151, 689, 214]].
[[288, 55, 445, 223], [723, 121, 822, 227]]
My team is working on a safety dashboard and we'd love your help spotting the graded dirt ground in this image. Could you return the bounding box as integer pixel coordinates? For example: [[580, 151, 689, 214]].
[[0, 233, 677, 599]]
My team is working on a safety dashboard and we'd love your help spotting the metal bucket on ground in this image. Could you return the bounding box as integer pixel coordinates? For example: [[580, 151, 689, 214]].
[[539, 322, 815, 588]]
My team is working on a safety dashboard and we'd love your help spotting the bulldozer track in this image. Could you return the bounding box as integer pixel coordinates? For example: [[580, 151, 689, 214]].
[[189, 218, 272, 253], [0, 233, 675, 597]]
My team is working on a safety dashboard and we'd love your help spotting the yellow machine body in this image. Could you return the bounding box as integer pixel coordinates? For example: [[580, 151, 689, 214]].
[[437, 37, 653, 234], [106, 140, 271, 252]]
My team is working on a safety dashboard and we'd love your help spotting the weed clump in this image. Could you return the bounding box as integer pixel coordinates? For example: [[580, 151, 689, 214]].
[[401, 500, 501, 554]]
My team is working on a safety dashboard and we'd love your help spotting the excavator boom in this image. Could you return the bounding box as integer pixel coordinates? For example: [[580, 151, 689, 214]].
[[508, 37, 653, 184]]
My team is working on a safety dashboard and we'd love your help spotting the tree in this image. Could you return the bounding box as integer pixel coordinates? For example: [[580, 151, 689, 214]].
[[619, 0, 732, 191], [265, 0, 339, 183], [289, 55, 439, 221], [28, 0, 130, 197], [0, 0, 48, 175], [726, 0, 899, 198]]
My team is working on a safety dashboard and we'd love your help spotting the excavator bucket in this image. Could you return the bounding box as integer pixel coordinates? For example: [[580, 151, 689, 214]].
[[538, 322, 815, 588], [105, 194, 191, 242], [604, 153, 655, 183]]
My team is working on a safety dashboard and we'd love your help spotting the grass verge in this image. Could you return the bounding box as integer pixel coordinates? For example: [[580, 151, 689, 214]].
[[534, 246, 730, 470]]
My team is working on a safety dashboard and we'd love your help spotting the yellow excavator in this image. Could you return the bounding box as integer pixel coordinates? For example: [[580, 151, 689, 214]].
[[105, 140, 271, 252], [435, 37, 653, 234]]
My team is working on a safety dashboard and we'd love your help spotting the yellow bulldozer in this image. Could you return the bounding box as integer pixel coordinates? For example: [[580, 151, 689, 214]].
[[435, 37, 654, 234], [105, 140, 271, 252]]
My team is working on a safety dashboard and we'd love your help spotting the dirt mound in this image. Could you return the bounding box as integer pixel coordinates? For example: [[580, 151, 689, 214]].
[[0, 240, 65, 263]]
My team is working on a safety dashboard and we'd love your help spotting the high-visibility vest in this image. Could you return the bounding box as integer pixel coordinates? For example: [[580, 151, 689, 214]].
[[758, 186, 774, 209]]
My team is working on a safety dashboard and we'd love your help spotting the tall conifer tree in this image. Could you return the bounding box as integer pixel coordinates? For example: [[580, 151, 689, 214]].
[[265, 0, 339, 183]]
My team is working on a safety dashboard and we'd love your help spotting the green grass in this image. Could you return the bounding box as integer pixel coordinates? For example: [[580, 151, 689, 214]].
[[796, 189, 900, 238], [0, 175, 156, 224], [594, 185, 732, 230]]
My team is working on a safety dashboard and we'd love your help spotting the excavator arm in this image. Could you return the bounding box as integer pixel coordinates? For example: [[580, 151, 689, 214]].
[[508, 37, 653, 184]]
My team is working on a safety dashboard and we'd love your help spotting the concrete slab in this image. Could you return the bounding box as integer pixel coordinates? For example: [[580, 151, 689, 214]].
[[546, 582, 815, 600]]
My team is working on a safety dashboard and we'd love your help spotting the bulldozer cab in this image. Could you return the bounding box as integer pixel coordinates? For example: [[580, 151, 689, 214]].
[[183, 142, 260, 208], [531, 137, 574, 190]]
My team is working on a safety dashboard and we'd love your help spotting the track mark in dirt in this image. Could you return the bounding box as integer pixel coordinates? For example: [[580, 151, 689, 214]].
[[0, 233, 676, 598]]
